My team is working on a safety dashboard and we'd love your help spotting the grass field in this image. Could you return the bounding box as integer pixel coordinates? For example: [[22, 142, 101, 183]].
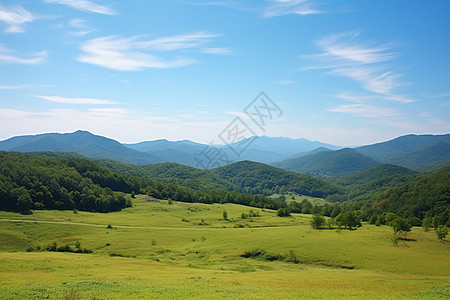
[[0, 196, 449, 299]]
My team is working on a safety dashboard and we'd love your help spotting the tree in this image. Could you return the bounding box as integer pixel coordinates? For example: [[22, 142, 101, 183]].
[[277, 208, 291, 217], [435, 225, 448, 240], [385, 212, 397, 225], [369, 214, 378, 225], [222, 210, 228, 220], [422, 217, 432, 232], [390, 217, 411, 239], [326, 217, 335, 229], [310, 214, 325, 230], [336, 211, 361, 230]]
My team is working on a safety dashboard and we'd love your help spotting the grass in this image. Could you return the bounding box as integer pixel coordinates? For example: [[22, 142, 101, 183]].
[[0, 195, 449, 299], [270, 192, 330, 205]]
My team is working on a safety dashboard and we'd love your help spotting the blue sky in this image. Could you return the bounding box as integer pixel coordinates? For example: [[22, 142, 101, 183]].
[[0, 0, 449, 146]]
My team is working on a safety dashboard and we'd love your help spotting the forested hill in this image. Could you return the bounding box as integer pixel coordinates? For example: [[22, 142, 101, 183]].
[[361, 165, 450, 224], [94, 160, 239, 191], [273, 148, 380, 177], [0, 151, 132, 213], [211, 160, 342, 198], [0, 152, 285, 213], [94, 159, 342, 199], [326, 164, 417, 202]]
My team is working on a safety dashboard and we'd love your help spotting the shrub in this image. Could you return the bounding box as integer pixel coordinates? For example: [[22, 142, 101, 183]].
[[310, 214, 325, 230], [435, 225, 448, 240]]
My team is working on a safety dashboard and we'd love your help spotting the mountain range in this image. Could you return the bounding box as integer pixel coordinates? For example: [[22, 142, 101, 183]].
[[0, 131, 449, 175]]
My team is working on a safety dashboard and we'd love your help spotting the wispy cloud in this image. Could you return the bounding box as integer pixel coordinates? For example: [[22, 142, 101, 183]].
[[327, 103, 401, 118], [303, 31, 413, 103], [77, 33, 221, 71], [0, 4, 34, 33], [264, 0, 323, 18], [67, 18, 95, 36], [184, 0, 327, 18], [0, 46, 47, 64], [201, 47, 232, 54], [45, 0, 117, 15], [33, 95, 117, 105], [0, 84, 52, 90]]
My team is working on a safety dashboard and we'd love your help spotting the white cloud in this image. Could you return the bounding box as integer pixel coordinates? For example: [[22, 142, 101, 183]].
[[0, 107, 232, 144], [0, 84, 51, 90], [77, 33, 221, 71], [45, 0, 117, 15], [0, 46, 47, 64], [66, 18, 94, 36], [264, 0, 322, 18], [0, 4, 34, 33], [303, 31, 413, 103], [33, 95, 117, 105], [201, 47, 232, 54], [327, 103, 401, 118], [316, 31, 396, 64]]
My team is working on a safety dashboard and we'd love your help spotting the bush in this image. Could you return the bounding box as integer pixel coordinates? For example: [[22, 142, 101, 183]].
[[435, 225, 448, 240], [277, 208, 291, 217], [310, 214, 325, 230]]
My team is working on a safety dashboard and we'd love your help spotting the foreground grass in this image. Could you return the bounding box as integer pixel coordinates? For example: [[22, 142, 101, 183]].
[[0, 196, 449, 299]]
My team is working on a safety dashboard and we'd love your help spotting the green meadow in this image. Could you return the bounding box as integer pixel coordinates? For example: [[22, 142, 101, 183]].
[[0, 196, 449, 299]]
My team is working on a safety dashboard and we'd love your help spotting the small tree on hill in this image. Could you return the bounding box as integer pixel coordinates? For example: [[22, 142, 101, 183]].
[[422, 217, 432, 232], [336, 211, 361, 230], [277, 208, 291, 217], [435, 225, 448, 241], [310, 214, 325, 230], [223, 210, 228, 220], [390, 217, 411, 239]]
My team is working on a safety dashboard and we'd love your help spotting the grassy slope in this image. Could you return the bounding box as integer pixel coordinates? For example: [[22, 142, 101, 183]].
[[0, 196, 449, 299]]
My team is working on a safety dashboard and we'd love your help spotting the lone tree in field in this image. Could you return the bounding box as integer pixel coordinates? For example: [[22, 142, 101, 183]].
[[336, 211, 361, 230], [223, 210, 228, 220], [435, 225, 448, 241], [390, 217, 411, 239], [310, 214, 325, 230]]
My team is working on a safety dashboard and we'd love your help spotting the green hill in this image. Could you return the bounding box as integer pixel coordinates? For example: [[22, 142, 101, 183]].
[[95, 160, 239, 191], [0, 151, 133, 213], [211, 160, 342, 198], [273, 148, 380, 176], [383, 141, 450, 169], [367, 166, 450, 222], [326, 164, 417, 203], [0, 152, 285, 213]]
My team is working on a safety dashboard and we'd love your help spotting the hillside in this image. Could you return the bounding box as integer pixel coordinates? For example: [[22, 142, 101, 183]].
[[326, 164, 417, 203], [0, 131, 162, 165], [0, 151, 132, 213], [0, 152, 284, 212], [362, 166, 450, 223], [273, 148, 380, 176], [355, 134, 450, 169], [383, 141, 450, 169], [96, 160, 239, 191], [211, 160, 342, 198]]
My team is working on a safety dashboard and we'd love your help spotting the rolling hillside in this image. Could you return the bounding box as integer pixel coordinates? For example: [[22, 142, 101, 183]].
[[211, 160, 342, 198], [355, 134, 450, 169], [273, 148, 381, 176]]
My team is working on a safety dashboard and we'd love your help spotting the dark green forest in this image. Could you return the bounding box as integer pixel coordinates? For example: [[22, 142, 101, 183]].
[[0, 152, 285, 213], [0, 151, 449, 227]]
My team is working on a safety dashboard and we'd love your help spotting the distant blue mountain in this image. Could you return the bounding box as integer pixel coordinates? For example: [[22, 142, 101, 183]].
[[1, 131, 448, 171], [0, 130, 162, 165]]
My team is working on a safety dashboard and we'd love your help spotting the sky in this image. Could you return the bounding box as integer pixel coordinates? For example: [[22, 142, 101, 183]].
[[0, 0, 449, 146]]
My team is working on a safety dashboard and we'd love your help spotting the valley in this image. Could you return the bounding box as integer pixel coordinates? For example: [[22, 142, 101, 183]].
[[0, 197, 449, 299]]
